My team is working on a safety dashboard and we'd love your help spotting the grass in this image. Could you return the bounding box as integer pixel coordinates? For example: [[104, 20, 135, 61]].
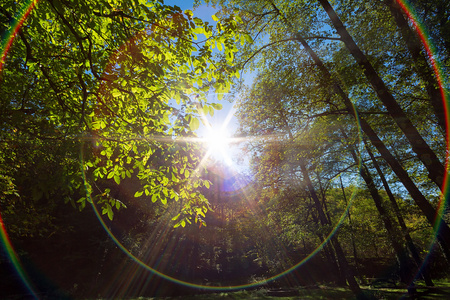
[[127, 282, 450, 300], [116, 279, 450, 300]]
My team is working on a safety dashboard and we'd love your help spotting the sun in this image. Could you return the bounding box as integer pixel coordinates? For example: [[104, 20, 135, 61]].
[[203, 126, 232, 165], [205, 127, 229, 151]]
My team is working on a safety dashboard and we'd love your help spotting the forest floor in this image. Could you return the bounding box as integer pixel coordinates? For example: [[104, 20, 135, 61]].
[[131, 281, 450, 300]]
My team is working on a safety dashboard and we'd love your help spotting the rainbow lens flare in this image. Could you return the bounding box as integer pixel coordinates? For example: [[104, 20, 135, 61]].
[[0, 0, 448, 296]]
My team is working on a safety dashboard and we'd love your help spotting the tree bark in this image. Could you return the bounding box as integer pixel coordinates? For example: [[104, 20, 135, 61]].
[[385, 0, 446, 134], [299, 161, 363, 297], [279, 99, 364, 295], [365, 142, 434, 286], [339, 176, 360, 276], [340, 128, 413, 284], [317, 0, 446, 190], [311, 209, 346, 286], [290, 27, 450, 263]]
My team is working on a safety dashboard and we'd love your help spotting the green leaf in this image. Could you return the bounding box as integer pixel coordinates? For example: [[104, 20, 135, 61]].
[[111, 89, 121, 97], [134, 190, 143, 197], [192, 27, 204, 34], [107, 209, 113, 220], [211, 14, 219, 21], [171, 172, 178, 182], [189, 117, 200, 131], [203, 105, 209, 115], [211, 103, 223, 110], [114, 175, 120, 185], [107, 171, 115, 179]]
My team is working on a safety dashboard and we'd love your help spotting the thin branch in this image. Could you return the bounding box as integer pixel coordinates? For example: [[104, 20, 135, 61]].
[[304, 109, 390, 120], [241, 38, 299, 68], [77, 69, 90, 130], [92, 10, 200, 47], [39, 65, 71, 113], [241, 33, 342, 68], [47, 0, 88, 55], [252, 15, 277, 41], [304, 35, 342, 41]]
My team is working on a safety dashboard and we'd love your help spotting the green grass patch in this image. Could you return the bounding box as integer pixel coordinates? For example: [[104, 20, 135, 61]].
[[125, 280, 450, 300]]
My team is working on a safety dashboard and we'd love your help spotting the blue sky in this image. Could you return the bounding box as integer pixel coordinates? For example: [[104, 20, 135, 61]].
[[162, 0, 237, 133], [162, 1, 254, 170]]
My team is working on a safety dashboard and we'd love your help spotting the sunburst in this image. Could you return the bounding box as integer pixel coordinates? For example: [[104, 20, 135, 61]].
[[202, 124, 233, 165]]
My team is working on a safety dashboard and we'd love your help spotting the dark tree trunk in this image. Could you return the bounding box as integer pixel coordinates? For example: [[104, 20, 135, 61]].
[[340, 128, 413, 284], [299, 161, 363, 297], [310, 198, 345, 285], [365, 142, 435, 286], [339, 176, 360, 276], [317, 0, 446, 190], [290, 27, 450, 262], [316, 226, 346, 285], [282, 110, 348, 286], [361, 162, 413, 284], [385, 0, 446, 134], [281, 106, 359, 290], [324, 242, 347, 286], [340, 128, 412, 285]]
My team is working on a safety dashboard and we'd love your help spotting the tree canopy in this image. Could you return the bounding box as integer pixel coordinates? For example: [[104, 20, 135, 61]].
[[1, 0, 243, 232], [1, 0, 450, 298]]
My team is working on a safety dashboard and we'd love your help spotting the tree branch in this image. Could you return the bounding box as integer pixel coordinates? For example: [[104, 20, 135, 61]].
[[241, 38, 299, 68], [47, 0, 88, 55]]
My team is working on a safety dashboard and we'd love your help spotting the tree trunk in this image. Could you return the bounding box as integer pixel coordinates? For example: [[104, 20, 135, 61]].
[[339, 176, 360, 276], [290, 29, 450, 262], [280, 105, 361, 290], [299, 161, 363, 297], [361, 162, 413, 284], [385, 0, 446, 134], [340, 128, 413, 284], [324, 241, 347, 286], [281, 107, 350, 287], [309, 197, 345, 285], [365, 142, 435, 286], [317, 0, 446, 190]]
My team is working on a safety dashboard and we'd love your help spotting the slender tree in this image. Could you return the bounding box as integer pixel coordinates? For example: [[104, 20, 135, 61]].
[[266, 2, 450, 259], [365, 140, 435, 286], [384, 0, 446, 133], [339, 128, 414, 285], [317, 0, 446, 189]]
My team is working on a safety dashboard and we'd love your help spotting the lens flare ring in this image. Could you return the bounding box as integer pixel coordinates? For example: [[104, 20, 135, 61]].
[[0, 0, 448, 295]]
